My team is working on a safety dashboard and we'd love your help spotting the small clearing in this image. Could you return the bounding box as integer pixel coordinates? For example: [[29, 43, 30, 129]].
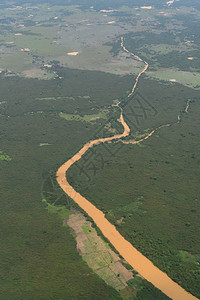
[[140, 6, 152, 9], [147, 69, 200, 88], [39, 143, 51, 147], [67, 212, 133, 291], [67, 52, 79, 56], [43, 199, 134, 293], [107, 21, 116, 24], [59, 110, 108, 123]]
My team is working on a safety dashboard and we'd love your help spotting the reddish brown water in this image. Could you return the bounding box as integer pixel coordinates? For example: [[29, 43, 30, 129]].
[[56, 38, 198, 300]]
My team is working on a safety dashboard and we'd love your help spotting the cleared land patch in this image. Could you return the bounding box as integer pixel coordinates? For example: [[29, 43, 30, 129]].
[[147, 44, 194, 55], [65, 211, 134, 291], [36, 96, 75, 101], [147, 69, 200, 88], [59, 110, 108, 123], [59, 47, 143, 76], [42, 198, 134, 293], [39, 143, 51, 147]]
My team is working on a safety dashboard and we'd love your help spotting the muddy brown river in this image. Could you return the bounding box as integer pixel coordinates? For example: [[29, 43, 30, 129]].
[[56, 38, 198, 300]]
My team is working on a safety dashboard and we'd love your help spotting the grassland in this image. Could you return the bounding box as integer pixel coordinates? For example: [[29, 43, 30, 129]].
[[0, 2, 146, 78], [59, 110, 108, 123], [1, 1, 199, 82], [147, 69, 200, 89], [36, 96, 76, 101]]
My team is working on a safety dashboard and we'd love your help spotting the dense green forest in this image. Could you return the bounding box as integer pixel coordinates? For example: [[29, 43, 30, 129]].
[[0, 68, 133, 299], [0, 66, 171, 299], [1, 0, 199, 298], [68, 78, 200, 298]]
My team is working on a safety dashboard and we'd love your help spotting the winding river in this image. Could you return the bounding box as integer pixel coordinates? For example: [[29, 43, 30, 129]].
[[56, 38, 198, 300]]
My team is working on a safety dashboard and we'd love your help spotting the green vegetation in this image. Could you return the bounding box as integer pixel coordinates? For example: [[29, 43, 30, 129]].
[[59, 110, 108, 123], [68, 78, 200, 298], [147, 69, 200, 89], [42, 199, 72, 221], [69, 211, 133, 292], [36, 97, 57, 101], [39, 143, 51, 146], [124, 277, 170, 300], [42, 170, 170, 300], [0, 150, 11, 161], [36, 96, 91, 101], [0, 67, 132, 299], [1, 1, 200, 299]]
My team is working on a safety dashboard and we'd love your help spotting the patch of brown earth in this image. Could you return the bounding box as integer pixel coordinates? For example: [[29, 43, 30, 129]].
[[67, 211, 133, 291]]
